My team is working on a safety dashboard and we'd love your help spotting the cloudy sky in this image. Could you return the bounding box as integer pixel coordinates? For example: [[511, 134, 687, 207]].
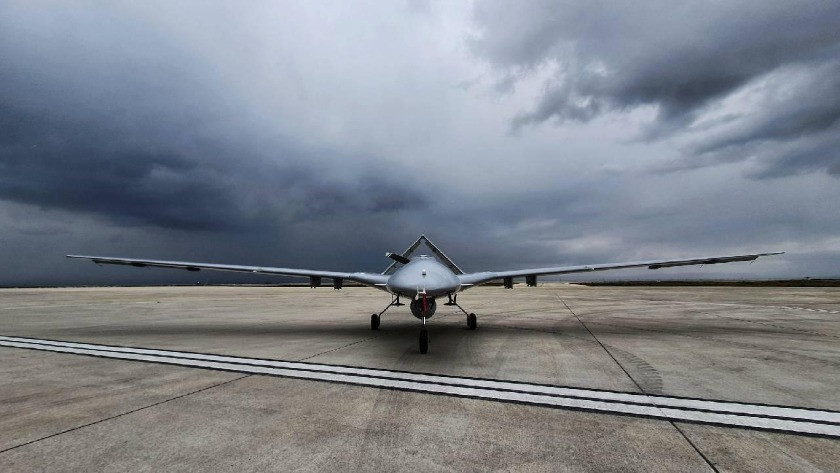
[[1, 0, 838, 286]]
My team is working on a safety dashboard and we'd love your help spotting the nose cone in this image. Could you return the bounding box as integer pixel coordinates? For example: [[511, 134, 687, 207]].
[[386, 264, 460, 297]]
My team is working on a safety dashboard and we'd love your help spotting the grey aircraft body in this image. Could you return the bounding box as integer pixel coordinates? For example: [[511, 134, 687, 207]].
[[68, 235, 782, 353]]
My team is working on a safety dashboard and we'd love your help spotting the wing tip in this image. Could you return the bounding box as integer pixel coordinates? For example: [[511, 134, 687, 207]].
[[754, 251, 785, 258]]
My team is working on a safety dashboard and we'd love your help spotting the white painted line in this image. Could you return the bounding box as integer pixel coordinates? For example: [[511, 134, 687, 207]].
[[1, 336, 836, 424], [1, 336, 839, 438]]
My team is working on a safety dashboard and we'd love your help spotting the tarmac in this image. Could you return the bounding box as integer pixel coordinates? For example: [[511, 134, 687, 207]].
[[0, 284, 838, 471]]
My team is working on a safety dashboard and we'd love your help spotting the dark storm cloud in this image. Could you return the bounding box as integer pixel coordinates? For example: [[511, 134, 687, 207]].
[[471, 1, 840, 177], [0, 101, 426, 231], [667, 61, 840, 179], [0, 2, 441, 285], [746, 131, 840, 180], [692, 63, 840, 154], [0, 4, 425, 234], [0, 104, 233, 230], [0, 1, 837, 287]]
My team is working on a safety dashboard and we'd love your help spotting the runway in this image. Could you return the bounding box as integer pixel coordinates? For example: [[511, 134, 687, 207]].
[[3, 334, 839, 439], [1, 285, 839, 471]]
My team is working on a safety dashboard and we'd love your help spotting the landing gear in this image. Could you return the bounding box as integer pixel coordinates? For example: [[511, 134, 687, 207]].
[[372, 292, 475, 353], [417, 293, 431, 354], [371, 295, 404, 330], [445, 293, 478, 330], [419, 324, 429, 354]]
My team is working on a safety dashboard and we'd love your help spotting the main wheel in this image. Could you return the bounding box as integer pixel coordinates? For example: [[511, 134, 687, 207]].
[[467, 313, 477, 330], [370, 313, 380, 330], [419, 328, 428, 354]]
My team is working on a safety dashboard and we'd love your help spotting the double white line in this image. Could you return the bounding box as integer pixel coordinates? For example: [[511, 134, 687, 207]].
[[2, 334, 839, 438]]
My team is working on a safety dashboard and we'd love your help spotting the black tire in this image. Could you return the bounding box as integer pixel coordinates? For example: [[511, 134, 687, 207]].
[[419, 328, 428, 354], [467, 313, 477, 330], [371, 313, 380, 330]]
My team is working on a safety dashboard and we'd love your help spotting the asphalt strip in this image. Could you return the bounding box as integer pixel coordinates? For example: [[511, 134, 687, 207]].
[[2, 334, 839, 438]]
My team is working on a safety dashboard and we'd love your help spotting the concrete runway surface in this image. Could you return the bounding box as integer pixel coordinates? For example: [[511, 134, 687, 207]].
[[0, 284, 838, 471]]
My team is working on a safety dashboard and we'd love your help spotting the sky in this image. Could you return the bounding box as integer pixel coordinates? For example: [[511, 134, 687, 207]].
[[1, 0, 839, 286]]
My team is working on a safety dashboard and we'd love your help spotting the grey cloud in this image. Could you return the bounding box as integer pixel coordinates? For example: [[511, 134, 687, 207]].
[[746, 130, 840, 180], [693, 62, 840, 155], [0, 1, 838, 287], [472, 1, 839, 121], [0, 102, 426, 231], [654, 125, 840, 179], [0, 4, 427, 234], [471, 1, 840, 177]]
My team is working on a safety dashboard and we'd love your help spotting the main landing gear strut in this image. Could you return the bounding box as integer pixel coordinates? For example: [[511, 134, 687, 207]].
[[446, 293, 477, 330], [370, 295, 404, 330]]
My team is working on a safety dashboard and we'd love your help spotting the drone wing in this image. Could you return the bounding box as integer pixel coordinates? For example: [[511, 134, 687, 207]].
[[66, 255, 389, 288], [457, 252, 783, 287]]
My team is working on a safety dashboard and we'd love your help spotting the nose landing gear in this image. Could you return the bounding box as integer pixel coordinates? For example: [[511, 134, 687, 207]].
[[418, 293, 430, 353], [419, 317, 429, 354]]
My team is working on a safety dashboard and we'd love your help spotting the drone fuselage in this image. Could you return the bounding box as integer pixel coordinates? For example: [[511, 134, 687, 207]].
[[385, 255, 460, 299]]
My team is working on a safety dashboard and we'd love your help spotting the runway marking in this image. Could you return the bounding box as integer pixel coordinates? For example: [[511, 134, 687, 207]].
[[2, 335, 840, 438]]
